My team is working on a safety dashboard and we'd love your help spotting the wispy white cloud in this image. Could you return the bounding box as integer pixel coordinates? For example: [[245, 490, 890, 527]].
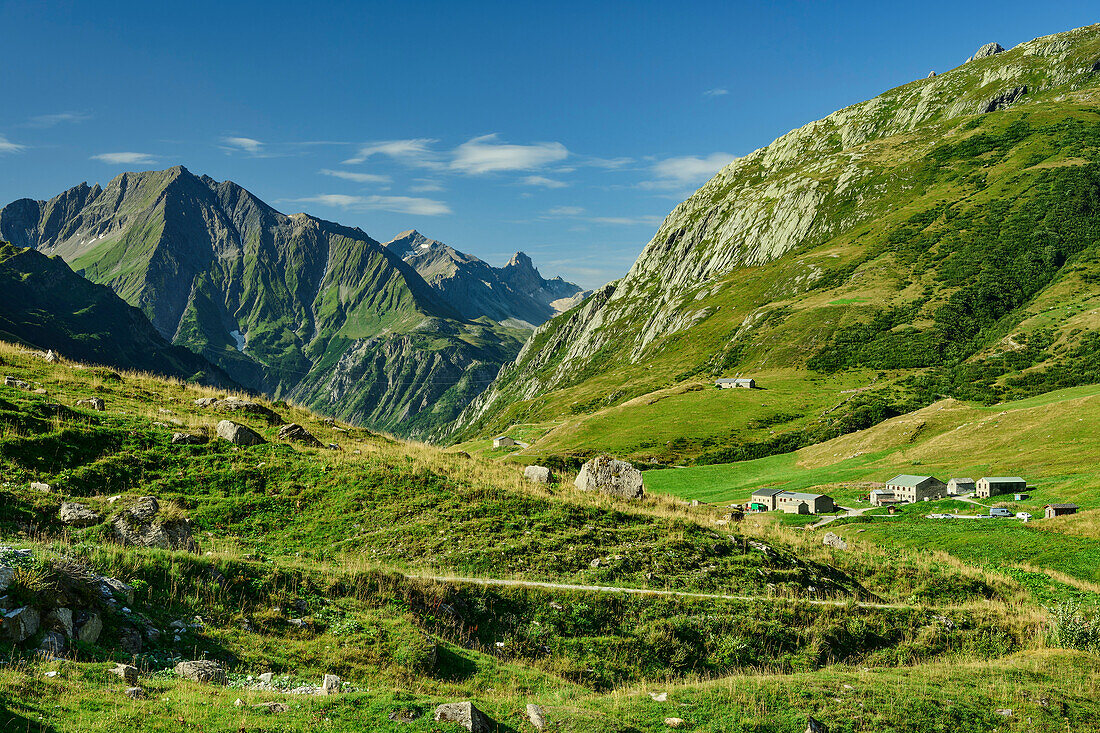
[[90, 152, 157, 165], [221, 136, 265, 155], [409, 179, 444, 193], [521, 175, 569, 189], [540, 205, 659, 227], [640, 152, 734, 190], [342, 138, 440, 167], [545, 206, 585, 217], [295, 193, 451, 216], [319, 168, 391, 184], [580, 156, 635, 170], [703, 88, 729, 97], [451, 134, 568, 174], [26, 111, 91, 128], [0, 135, 26, 154]]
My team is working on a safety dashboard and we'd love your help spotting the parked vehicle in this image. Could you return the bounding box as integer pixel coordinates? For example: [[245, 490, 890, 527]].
[[990, 507, 1013, 517]]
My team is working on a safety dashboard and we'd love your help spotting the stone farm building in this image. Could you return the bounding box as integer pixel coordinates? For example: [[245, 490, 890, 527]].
[[493, 435, 517, 449], [716, 378, 755, 389], [947, 478, 975, 495], [1044, 503, 1079, 519], [749, 488, 836, 514], [976, 477, 1027, 499], [878, 475, 948, 504]]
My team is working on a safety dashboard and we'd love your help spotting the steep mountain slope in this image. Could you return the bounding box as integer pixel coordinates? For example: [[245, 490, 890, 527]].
[[0, 168, 524, 436], [384, 230, 586, 327], [449, 24, 1100, 463], [0, 242, 230, 385]]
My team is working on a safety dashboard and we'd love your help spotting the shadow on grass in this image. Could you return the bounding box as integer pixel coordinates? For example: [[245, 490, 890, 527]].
[[0, 708, 59, 733], [434, 645, 477, 682]]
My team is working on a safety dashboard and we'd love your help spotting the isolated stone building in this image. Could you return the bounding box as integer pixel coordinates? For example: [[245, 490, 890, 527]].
[[715, 378, 755, 389], [884, 475, 947, 503]]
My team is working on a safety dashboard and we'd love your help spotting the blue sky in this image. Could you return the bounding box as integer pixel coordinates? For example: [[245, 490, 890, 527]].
[[1, 1, 1097, 287]]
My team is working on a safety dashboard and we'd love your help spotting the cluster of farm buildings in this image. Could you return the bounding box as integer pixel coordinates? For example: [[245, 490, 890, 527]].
[[748, 473, 1079, 519]]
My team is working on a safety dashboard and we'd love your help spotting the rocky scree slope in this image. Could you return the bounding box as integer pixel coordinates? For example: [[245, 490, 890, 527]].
[[384, 229, 586, 327], [449, 25, 1100, 452], [0, 168, 523, 437]]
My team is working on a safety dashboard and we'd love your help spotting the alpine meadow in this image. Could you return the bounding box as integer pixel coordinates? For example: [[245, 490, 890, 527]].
[[3, 6, 1100, 733]]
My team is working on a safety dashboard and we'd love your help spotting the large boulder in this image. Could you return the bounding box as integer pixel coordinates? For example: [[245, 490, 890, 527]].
[[434, 702, 493, 733], [174, 660, 227, 685], [110, 664, 140, 685], [214, 398, 284, 425], [277, 423, 321, 447], [574, 455, 644, 499], [44, 607, 74, 638], [966, 41, 1005, 62], [524, 465, 552, 484], [216, 420, 265, 446], [3, 606, 40, 642], [76, 612, 103, 644], [60, 502, 102, 527], [822, 532, 847, 550], [112, 497, 196, 552]]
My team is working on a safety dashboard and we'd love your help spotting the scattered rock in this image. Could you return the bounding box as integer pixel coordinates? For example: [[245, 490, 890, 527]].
[[927, 71, 936, 77], [60, 502, 102, 527], [110, 664, 140, 685], [277, 423, 321, 447], [44, 607, 74, 638], [77, 612, 103, 644], [119, 627, 142, 655], [3, 606, 40, 642], [193, 397, 218, 407], [806, 715, 828, 733], [124, 687, 146, 699], [258, 672, 274, 684], [44, 350, 59, 364], [234, 698, 245, 707], [213, 398, 284, 425], [216, 420, 265, 446], [526, 703, 547, 730], [966, 42, 1005, 62], [254, 702, 290, 714], [981, 85, 1028, 113], [29, 482, 53, 493], [995, 708, 1013, 717], [75, 397, 105, 411], [524, 465, 552, 484], [3, 376, 31, 390], [99, 576, 135, 606], [326, 443, 340, 451], [388, 709, 420, 723], [171, 432, 207, 445], [320, 673, 341, 695], [174, 660, 227, 685], [112, 497, 196, 552], [434, 701, 493, 732], [574, 455, 644, 499], [664, 719, 685, 728], [822, 532, 847, 550], [649, 692, 668, 702], [107, 495, 122, 504], [33, 388, 47, 395]]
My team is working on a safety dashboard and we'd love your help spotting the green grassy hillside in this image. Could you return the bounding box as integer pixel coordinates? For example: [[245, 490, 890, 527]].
[[1, 341, 1096, 731], [449, 25, 1100, 469]]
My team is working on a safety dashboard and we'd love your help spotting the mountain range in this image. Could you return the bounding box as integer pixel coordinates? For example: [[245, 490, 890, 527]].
[[0, 167, 580, 436], [448, 24, 1100, 464]]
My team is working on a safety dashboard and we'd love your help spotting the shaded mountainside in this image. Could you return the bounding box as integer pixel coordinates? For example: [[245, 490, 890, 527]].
[[449, 25, 1100, 463], [384, 230, 586, 327], [0, 167, 525, 436], [0, 242, 231, 385]]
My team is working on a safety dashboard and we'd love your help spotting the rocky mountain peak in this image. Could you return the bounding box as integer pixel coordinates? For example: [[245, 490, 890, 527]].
[[505, 251, 536, 271], [966, 41, 1005, 63]]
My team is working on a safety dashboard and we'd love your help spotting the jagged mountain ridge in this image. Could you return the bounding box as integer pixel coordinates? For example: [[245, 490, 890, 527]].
[[448, 25, 1100, 460], [384, 230, 586, 327], [0, 167, 523, 436], [0, 242, 232, 385]]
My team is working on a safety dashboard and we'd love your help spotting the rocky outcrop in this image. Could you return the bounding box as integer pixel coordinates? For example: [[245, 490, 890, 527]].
[[3, 606, 39, 642], [174, 660, 227, 685], [59, 502, 102, 527], [981, 85, 1028, 113], [111, 497, 197, 552], [277, 423, 321, 447], [434, 702, 493, 733], [216, 420, 265, 446], [524, 465, 552, 484], [966, 42, 1005, 62], [574, 456, 644, 499], [211, 398, 284, 425]]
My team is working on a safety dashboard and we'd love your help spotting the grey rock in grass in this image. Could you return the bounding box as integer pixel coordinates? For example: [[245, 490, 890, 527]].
[[277, 423, 322, 447], [75, 397, 105, 411], [3, 606, 39, 642], [981, 85, 1028, 113], [526, 703, 547, 730], [574, 455, 644, 499], [60, 502, 102, 527], [112, 496, 196, 552], [822, 532, 847, 550], [320, 673, 341, 694], [254, 701, 290, 713], [29, 481, 53, 493], [110, 664, 140, 685], [214, 398, 284, 425], [193, 397, 218, 407], [258, 672, 274, 684], [171, 432, 206, 445], [664, 719, 685, 728], [44, 350, 59, 364], [44, 607, 74, 638], [524, 465, 552, 484], [216, 419, 265, 446], [174, 660, 228, 685], [433, 701, 493, 732], [124, 687, 146, 699], [806, 715, 829, 733], [966, 42, 1005, 62]]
